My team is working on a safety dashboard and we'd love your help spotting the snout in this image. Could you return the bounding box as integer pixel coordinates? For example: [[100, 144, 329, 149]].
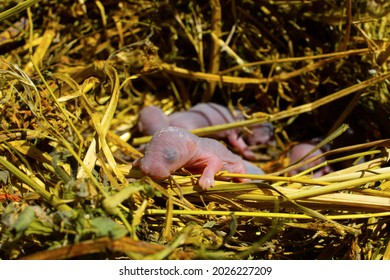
[[140, 160, 171, 179]]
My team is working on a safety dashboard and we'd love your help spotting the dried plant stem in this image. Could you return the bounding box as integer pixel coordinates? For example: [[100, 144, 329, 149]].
[[76, 63, 126, 183], [339, 0, 352, 51], [147, 209, 390, 220], [221, 48, 369, 74], [203, 0, 221, 101], [286, 171, 390, 201], [0, 0, 41, 22], [161, 49, 370, 84], [0, 156, 72, 213], [132, 71, 390, 145], [21, 236, 191, 260]]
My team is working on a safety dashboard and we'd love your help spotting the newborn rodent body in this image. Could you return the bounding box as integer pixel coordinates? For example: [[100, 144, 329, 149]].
[[133, 127, 264, 189]]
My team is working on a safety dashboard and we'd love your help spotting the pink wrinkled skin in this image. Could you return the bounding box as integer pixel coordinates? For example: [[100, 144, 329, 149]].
[[288, 143, 332, 178], [244, 122, 275, 147], [138, 106, 170, 135], [138, 103, 274, 160], [133, 127, 264, 189]]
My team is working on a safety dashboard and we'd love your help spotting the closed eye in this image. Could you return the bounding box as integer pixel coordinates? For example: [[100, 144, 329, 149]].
[[164, 147, 178, 163]]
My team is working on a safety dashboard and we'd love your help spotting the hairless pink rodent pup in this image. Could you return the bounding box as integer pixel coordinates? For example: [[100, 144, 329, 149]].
[[133, 127, 264, 189], [138, 103, 274, 160], [138, 106, 170, 136], [288, 142, 332, 178]]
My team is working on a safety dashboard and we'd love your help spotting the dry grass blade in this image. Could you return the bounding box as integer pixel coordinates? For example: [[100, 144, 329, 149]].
[[0, 156, 72, 213], [147, 209, 390, 221], [76, 63, 125, 183], [0, 0, 41, 22], [286, 172, 390, 201]]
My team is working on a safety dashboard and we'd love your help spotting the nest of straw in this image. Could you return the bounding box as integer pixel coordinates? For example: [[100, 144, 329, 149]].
[[0, 0, 389, 260]]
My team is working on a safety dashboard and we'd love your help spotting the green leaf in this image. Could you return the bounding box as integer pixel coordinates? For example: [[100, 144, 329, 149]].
[[14, 206, 35, 235], [90, 217, 128, 239], [0, 170, 9, 183], [25, 219, 54, 236]]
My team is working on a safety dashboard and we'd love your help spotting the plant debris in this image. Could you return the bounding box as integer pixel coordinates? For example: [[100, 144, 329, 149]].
[[0, 0, 389, 260]]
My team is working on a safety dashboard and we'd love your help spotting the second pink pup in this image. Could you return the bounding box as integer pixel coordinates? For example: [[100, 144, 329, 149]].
[[138, 103, 274, 160], [287, 142, 332, 177]]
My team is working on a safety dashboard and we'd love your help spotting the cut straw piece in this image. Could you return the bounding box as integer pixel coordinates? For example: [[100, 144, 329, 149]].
[[149, 178, 390, 210], [286, 171, 390, 201], [146, 209, 390, 220], [231, 186, 390, 210], [315, 163, 390, 183]]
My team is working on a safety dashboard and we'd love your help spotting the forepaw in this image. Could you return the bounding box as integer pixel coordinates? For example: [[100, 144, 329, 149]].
[[198, 176, 215, 190]]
